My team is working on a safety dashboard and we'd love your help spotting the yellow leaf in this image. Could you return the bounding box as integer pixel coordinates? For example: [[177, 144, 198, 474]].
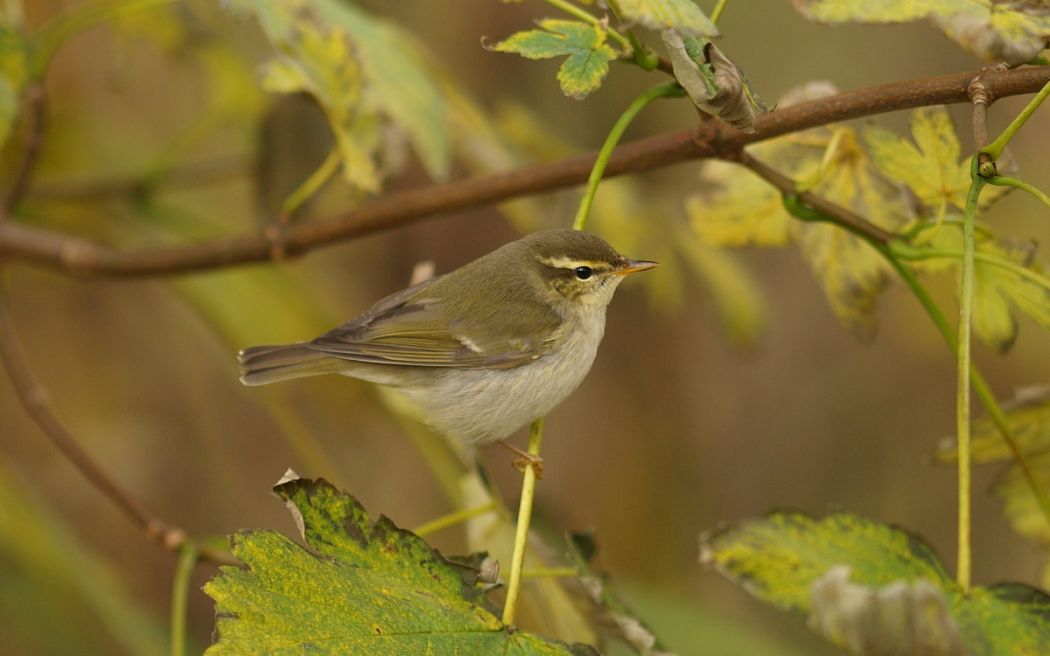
[[864, 107, 970, 212]]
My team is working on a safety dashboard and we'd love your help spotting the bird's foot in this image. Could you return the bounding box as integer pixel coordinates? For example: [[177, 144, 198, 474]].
[[500, 441, 544, 479]]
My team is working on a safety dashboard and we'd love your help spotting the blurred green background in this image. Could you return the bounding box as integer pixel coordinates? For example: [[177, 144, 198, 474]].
[[2, 1, 1049, 654]]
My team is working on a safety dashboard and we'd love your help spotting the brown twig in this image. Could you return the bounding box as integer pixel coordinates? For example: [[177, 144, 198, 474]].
[[0, 290, 234, 564], [0, 66, 1047, 277], [3, 83, 47, 215], [733, 151, 895, 244]]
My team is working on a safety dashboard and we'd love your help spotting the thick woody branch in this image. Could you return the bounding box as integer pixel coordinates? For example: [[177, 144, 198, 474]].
[[0, 66, 1047, 277]]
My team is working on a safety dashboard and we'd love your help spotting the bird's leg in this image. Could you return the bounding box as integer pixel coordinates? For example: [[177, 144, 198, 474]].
[[499, 440, 544, 479]]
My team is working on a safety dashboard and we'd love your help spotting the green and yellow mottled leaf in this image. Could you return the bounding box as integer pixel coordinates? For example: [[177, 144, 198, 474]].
[[0, 20, 28, 149], [204, 477, 593, 655], [701, 511, 1050, 655], [491, 19, 618, 99], [792, 0, 1050, 65], [616, 0, 719, 36]]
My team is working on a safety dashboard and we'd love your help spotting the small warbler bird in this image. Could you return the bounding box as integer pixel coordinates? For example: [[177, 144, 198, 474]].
[[239, 230, 655, 444]]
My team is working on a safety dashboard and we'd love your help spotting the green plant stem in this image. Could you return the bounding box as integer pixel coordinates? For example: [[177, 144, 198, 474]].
[[412, 501, 497, 537], [573, 82, 683, 231], [282, 148, 341, 219], [170, 542, 198, 656], [522, 566, 578, 578], [501, 417, 544, 626], [987, 175, 1050, 209], [781, 193, 1050, 538], [543, 0, 632, 50], [981, 79, 1050, 160], [954, 158, 984, 592], [890, 244, 1050, 293], [710, 0, 730, 23]]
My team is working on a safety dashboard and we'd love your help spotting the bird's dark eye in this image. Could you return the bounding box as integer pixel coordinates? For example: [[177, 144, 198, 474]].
[[574, 266, 593, 280]]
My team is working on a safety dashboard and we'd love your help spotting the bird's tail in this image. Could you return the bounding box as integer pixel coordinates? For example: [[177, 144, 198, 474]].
[[238, 343, 342, 386]]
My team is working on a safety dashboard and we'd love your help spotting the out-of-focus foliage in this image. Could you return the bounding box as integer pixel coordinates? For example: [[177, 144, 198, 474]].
[[792, 0, 1050, 65], [938, 386, 1050, 588], [205, 475, 594, 655], [0, 19, 27, 149], [701, 511, 1050, 655], [225, 0, 450, 192], [0, 461, 168, 655]]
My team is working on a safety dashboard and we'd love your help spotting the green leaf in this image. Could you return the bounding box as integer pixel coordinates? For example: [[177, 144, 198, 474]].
[[491, 19, 618, 99], [615, 0, 719, 37], [701, 511, 1050, 655], [792, 0, 1050, 65], [204, 476, 593, 655], [0, 20, 28, 149]]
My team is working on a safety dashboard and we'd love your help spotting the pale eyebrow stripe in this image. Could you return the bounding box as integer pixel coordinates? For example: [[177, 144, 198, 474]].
[[536, 256, 611, 269]]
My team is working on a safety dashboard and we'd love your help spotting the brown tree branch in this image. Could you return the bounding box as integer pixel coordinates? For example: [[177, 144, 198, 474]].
[[0, 65, 1047, 277], [0, 290, 235, 564], [3, 83, 46, 215]]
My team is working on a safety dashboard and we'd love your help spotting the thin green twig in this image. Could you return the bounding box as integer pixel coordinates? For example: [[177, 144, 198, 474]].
[[781, 192, 1050, 538], [890, 243, 1050, 293], [282, 148, 341, 220], [954, 157, 984, 592], [710, 0, 730, 24], [981, 79, 1050, 160], [543, 0, 632, 50], [573, 81, 683, 231], [501, 417, 544, 626], [170, 542, 198, 656], [987, 175, 1050, 209], [413, 501, 497, 537]]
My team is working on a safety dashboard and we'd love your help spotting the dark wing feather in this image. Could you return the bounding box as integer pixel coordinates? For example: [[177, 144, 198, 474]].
[[308, 275, 562, 369]]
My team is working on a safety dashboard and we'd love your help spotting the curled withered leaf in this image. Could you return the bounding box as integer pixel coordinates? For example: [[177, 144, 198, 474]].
[[808, 566, 968, 656], [661, 29, 764, 132]]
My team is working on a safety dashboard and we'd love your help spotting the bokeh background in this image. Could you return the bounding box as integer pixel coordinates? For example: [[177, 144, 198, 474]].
[[3, 1, 1050, 654]]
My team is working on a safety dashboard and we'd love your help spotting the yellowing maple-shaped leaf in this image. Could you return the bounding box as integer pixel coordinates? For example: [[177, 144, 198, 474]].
[[864, 106, 1007, 218], [689, 99, 911, 333], [490, 20, 619, 99], [792, 0, 1050, 65]]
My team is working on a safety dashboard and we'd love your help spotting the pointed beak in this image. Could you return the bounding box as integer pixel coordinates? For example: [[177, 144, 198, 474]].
[[615, 257, 658, 276]]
